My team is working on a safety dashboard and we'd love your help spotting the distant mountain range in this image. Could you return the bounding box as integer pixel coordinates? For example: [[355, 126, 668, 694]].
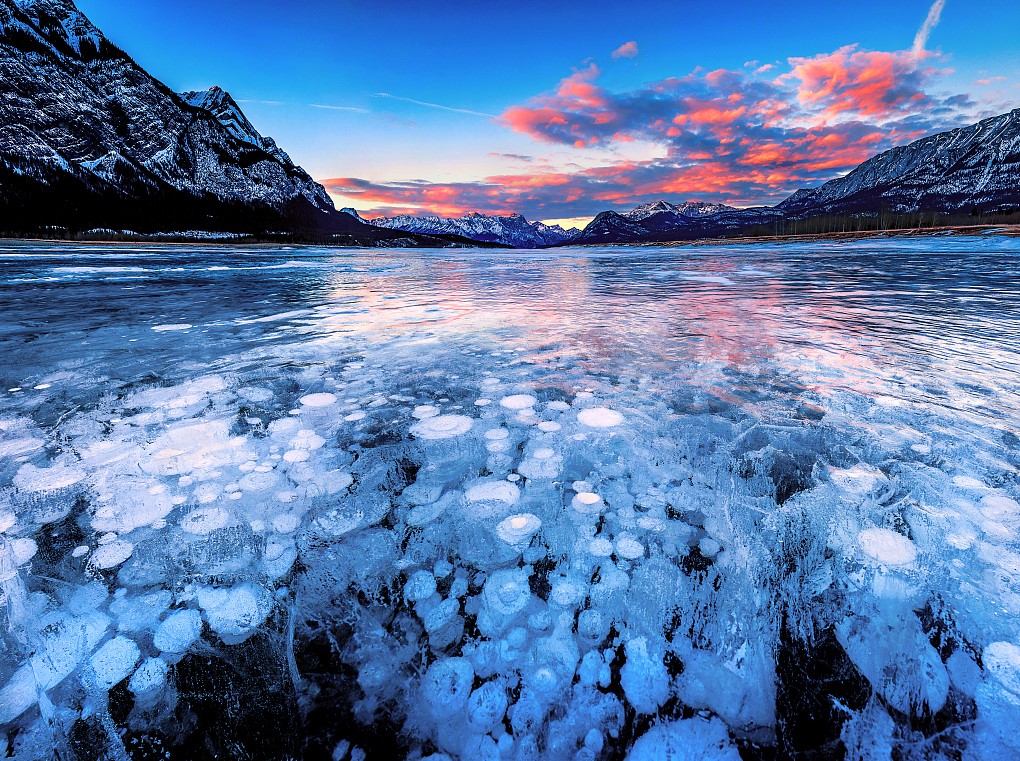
[[0, 0, 1017, 245], [345, 111, 1019, 247], [0, 0, 478, 245], [361, 211, 577, 248]]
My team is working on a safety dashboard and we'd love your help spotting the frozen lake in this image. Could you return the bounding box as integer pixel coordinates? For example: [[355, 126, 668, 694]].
[[1, 237, 1020, 759]]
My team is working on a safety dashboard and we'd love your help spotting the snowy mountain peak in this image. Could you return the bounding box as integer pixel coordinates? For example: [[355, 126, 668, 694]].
[[625, 200, 735, 220], [180, 87, 293, 167], [340, 207, 367, 223], [371, 211, 577, 247]]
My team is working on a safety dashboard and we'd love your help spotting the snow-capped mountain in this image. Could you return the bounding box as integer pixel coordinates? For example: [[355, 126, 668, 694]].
[[0, 0, 378, 236], [371, 212, 577, 247], [779, 109, 1020, 217], [572, 201, 783, 244], [624, 200, 735, 220]]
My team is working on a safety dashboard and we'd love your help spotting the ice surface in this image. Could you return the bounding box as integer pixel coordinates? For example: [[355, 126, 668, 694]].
[[2, 239, 1020, 758]]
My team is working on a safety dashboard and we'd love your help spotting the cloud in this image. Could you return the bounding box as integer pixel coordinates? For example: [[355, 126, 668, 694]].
[[341, 37, 980, 221], [913, 0, 946, 54], [374, 93, 496, 118], [976, 76, 1007, 86], [612, 41, 639, 60], [236, 99, 285, 107], [310, 103, 370, 113]]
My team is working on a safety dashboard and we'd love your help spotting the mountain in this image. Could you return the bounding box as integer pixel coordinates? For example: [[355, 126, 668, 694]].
[[624, 200, 734, 220], [370, 212, 577, 247], [571, 203, 784, 245], [778, 109, 1020, 217], [0, 0, 465, 245]]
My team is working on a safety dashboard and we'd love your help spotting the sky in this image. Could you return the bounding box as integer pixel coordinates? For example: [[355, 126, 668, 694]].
[[76, 0, 1020, 228]]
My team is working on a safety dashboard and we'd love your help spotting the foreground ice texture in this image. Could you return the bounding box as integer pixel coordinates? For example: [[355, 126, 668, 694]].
[[1, 238, 1020, 758]]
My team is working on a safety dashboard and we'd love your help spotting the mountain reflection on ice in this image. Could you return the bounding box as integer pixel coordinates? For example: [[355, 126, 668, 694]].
[[1, 238, 1019, 759]]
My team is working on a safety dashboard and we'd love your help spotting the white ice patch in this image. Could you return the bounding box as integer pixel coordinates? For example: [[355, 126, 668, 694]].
[[499, 394, 537, 410], [577, 407, 625, 428], [858, 528, 918, 566], [410, 414, 473, 440], [299, 393, 337, 407]]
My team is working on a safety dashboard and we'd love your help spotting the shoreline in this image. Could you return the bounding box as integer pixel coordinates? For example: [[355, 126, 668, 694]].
[[1, 223, 1019, 250]]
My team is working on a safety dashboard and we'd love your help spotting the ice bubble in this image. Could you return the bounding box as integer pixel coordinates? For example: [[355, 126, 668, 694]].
[[637, 516, 666, 532], [699, 538, 722, 557], [0, 510, 15, 533], [271, 513, 300, 534], [410, 414, 473, 440], [500, 394, 537, 410], [983, 641, 1020, 697], [496, 513, 542, 545], [345, 411, 366, 422], [89, 540, 134, 569], [589, 538, 614, 557], [11, 538, 37, 565], [283, 449, 310, 463], [953, 475, 987, 490], [71, 545, 89, 558], [572, 480, 593, 492], [858, 527, 917, 566], [13, 462, 86, 492], [466, 481, 521, 505], [86, 636, 140, 690], [547, 401, 571, 411], [578, 407, 625, 428], [434, 560, 453, 578], [621, 638, 669, 714], [153, 609, 203, 654], [537, 421, 561, 432], [197, 584, 268, 643], [180, 506, 230, 535], [616, 537, 645, 560], [423, 598, 460, 635], [290, 430, 326, 450], [151, 323, 193, 332], [550, 578, 584, 607], [423, 657, 474, 719], [129, 657, 168, 697], [572, 492, 604, 514], [484, 428, 509, 441], [483, 569, 532, 617], [475, 399, 492, 407], [405, 570, 438, 603], [413, 405, 440, 419], [627, 716, 741, 761], [321, 470, 354, 494], [299, 392, 337, 407], [533, 447, 555, 460], [467, 681, 509, 732], [577, 609, 607, 643]]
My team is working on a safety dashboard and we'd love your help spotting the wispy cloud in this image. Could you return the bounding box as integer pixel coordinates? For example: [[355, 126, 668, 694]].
[[913, 0, 946, 54], [612, 41, 639, 60], [310, 103, 370, 113], [374, 92, 495, 118], [236, 99, 285, 106]]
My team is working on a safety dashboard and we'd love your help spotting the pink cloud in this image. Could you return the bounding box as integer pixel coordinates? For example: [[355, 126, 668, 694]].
[[612, 41, 639, 60], [338, 40, 984, 221]]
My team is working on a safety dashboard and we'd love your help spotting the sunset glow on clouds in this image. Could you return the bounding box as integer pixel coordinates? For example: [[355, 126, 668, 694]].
[[326, 40, 983, 221]]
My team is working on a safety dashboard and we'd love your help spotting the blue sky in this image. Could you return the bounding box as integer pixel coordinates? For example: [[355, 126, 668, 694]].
[[77, 0, 1020, 225]]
